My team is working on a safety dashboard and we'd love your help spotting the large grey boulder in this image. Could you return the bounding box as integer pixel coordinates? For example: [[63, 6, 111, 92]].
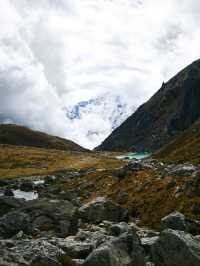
[[0, 239, 70, 266], [165, 163, 196, 177], [21, 198, 78, 237], [4, 188, 14, 197], [51, 237, 93, 260], [152, 229, 200, 266], [161, 211, 200, 234], [20, 181, 34, 192], [79, 197, 128, 224], [83, 231, 145, 266], [109, 222, 133, 237], [0, 196, 25, 216], [124, 161, 150, 172], [48, 224, 115, 260], [0, 211, 31, 238]]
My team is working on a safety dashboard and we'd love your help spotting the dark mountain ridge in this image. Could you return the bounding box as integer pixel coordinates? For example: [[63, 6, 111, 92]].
[[0, 124, 88, 152], [96, 59, 200, 152]]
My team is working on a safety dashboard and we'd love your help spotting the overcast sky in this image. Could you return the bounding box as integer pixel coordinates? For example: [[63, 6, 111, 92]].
[[0, 0, 200, 148]]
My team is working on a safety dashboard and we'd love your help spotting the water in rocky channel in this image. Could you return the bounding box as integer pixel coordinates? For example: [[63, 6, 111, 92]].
[[13, 189, 38, 201]]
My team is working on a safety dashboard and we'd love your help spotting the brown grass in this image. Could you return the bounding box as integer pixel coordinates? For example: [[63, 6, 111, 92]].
[[0, 145, 124, 179], [154, 120, 200, 165], [56, 166, 200, 229]]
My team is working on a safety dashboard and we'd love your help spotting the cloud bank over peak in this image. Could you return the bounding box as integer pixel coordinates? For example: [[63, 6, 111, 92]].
[[0, 0, 200, 148]]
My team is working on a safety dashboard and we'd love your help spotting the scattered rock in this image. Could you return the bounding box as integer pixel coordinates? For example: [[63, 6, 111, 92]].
[[52, 237, 93, 260], [0, 180, 10, 187], [0, 196, 26, 216], [0, 211, 31, 238], [75, 227, 113, 248], [4, 188, 14, 197], [0, 239, 67, 266], [21, 198, 78, 237], [152, 229, 200, 266], [160, 211, 200, 234], [79, 197, 128, 224], [141, 236, 159, 257], [124, 161, 144, 171], [165, 163, 196, 177], [109, 222, 132, 237], [20, 182, 34, 192], [83, 231, 145, 266]]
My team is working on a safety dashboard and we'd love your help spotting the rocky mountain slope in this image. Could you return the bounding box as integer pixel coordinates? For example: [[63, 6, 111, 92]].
[[0, 124, 87, 152], [96, 59, 200, 152], [154, 119, 200, 164]]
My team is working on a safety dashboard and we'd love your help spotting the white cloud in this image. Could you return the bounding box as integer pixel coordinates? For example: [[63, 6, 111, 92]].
[[0, 0, 200, 148]]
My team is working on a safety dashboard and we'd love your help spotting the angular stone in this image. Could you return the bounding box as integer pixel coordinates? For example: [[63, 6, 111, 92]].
[[83, 231, 145, 266], [79, 197, 128, 224], [0, 211, 31, 238], [161, 211, 200, 235], [152, 229, 200, 266], [21, 198, 78, 237]]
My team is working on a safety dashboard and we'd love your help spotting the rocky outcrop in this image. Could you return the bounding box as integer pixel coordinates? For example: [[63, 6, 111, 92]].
[[20, 181, 34, 192], [161, 212, 200, 234], [152, 229, 200, 266], [83, 231, 145, 266], [0, 239, 70, 266], [78, 197, 128, 224], [4, 188, 14, 196], [96, 59, 200, 152], [163, 163, 196, 177], [0, 211, 31, 238], [21, 198, 78, 237], [0, 196, 25, 216]]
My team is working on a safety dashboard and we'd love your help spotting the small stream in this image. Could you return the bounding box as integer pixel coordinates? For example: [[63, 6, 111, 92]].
[[13, 189, 38, 201], [12, 179, 45, 200]]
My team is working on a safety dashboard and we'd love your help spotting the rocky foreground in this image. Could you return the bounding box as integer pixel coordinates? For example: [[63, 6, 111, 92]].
[[0, 159, 200, 266]]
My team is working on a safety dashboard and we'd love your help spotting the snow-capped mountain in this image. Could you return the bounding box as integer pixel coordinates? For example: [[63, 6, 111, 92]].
[[65, 93, 135, 149]]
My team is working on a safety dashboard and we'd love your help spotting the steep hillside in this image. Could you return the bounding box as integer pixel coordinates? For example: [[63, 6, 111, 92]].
[[96, 59, 200, 152], [154, 120, 200, 164], [0, 124, 87, 152]]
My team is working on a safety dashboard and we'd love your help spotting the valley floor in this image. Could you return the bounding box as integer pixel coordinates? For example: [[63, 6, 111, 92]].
[[0, 144, 124, 178], [0, 144, 200, 265]]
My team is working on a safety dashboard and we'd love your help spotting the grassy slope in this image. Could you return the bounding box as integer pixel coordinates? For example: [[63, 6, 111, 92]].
[[0, 122, 200, 229], [0, 145, 124, 179], [154, 120, 200, 164], [0, 124, 87, 152], [57, 166, 200, 229], [0, 143, 199, 229]]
